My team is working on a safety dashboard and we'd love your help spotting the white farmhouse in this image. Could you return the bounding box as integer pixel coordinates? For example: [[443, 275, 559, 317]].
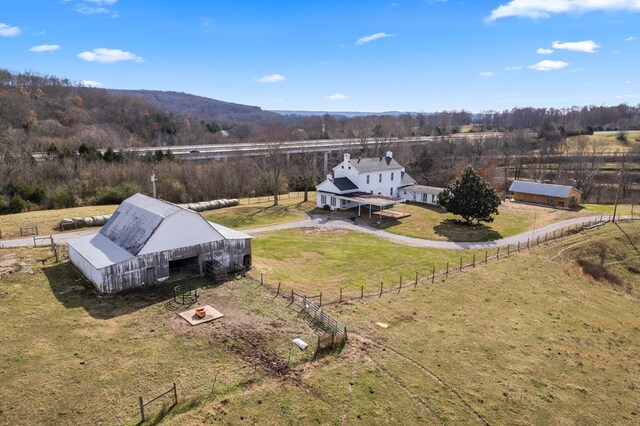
[[316, 152, 445, 215]]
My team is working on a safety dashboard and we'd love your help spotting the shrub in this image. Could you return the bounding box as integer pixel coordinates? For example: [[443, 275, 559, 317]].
[[49, 186, 75, 209], [94, 183, 140, 205]]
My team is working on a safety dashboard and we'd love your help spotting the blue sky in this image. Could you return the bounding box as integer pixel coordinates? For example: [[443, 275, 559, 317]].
[[1, 0, 639, 112]]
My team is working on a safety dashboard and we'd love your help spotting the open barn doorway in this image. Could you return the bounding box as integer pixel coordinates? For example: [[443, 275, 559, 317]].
[[168, 256, 200, 281]]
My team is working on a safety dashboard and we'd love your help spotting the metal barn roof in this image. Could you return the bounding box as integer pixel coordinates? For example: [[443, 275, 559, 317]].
[[509, 181, 579, 198], [67, 233, 134, 269]]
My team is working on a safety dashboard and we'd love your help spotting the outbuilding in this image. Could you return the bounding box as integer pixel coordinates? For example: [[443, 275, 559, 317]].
[[67, 193, 252, 294], [508, 180, 582, 208], [399, 185, 444, 205]]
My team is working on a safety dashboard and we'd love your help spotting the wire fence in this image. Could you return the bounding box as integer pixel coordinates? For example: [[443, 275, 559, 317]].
[[254, 216, 635, 309]]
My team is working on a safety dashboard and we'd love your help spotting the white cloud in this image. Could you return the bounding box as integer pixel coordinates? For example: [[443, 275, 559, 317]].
[[615, 94, 640, 99], [326, 93, 347, 100], [85, 0, 117, 4], [28, 44, 61, 53], [552, 40, 600, 53], [80, 80, 103, 87], [505, 65, 523, 70], [487, 0, 640, 21], [0, 23, 21, 37], [255, 74, 285, 83], [537, 48, 554, 54], [529, 60, 569, 71], [355, 32, 394, 45], [480, 71, 494, 77], [77, 48, 144, 63], [76, 5, 109, 14], [625, 36, 638, 41]]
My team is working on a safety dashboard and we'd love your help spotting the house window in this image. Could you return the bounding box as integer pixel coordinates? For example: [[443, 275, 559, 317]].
[[379, 173, 382, 182], [341, 165, 344, 169], [348, 166, 351, 170], [366, 175, 370, 184], [390, 188, 393, 196], [320, 194, 326, 205], [330, 197, 336, 207], [391, 172, 394, 181]]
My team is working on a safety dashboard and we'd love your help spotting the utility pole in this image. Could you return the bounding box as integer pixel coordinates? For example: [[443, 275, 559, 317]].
[[151, 171, 157, 198]]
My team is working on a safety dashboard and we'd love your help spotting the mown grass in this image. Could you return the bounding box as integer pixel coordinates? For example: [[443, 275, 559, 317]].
[[0, 205, 118, 239], [203, 202, 313, 229], [568, 131, 640, 151], [328, 221, 640, 425], [381, 201, 598, 242], [0, 255, 315, 425], [249, 228, 484, 296], [0, 192, 316, 239], [1, 222, 639, 425]]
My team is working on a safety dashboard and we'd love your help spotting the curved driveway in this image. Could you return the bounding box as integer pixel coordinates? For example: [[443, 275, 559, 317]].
[[0, 214, 632, 251]]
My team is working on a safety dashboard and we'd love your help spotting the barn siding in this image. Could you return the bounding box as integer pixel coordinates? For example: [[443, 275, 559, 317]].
[[68, 245, 103, 289], [97, 238, 251, 294]]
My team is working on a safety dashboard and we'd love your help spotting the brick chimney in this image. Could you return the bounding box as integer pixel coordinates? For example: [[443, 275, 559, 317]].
[[344, 153, 350, 163], [386, 151, 393, 159]]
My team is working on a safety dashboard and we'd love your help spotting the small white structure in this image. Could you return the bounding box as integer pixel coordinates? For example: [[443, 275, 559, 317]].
[[399, 185, 444, 205], [315, 152, 444, 214], [68, 193, 252, 294]]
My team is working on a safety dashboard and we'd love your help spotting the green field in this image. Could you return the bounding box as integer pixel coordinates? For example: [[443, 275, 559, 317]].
[[0, 222, 639, 424], [568, 131, 640, 151], [380, 201, 607, 242], [249, 228, 484, 297]]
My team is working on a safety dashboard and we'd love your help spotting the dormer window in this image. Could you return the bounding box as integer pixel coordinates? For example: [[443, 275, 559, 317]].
[[391, 172, 394, 181]]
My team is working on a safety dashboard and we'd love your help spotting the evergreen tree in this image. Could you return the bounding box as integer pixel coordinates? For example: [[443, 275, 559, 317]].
[[437, 165, 501, 225]]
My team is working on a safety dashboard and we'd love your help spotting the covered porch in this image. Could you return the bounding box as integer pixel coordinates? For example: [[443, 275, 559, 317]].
[[331, 193, 411, 222]]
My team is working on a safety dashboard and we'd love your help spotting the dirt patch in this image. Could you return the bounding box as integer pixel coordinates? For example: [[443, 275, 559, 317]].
[[0, 253, 22, 277], [300, 227, 349, 236]]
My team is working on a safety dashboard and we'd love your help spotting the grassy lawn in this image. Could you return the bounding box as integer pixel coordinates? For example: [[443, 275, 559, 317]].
[[327, 221, 640, 425], [380, 201, 598, 242], [249, 228, 484, 297], [0, 205, 118, 239], [1, 222, 638, 424], [203, 201, 315, 230], [0, 255, 316, 425], [569, 131, 640, 151]]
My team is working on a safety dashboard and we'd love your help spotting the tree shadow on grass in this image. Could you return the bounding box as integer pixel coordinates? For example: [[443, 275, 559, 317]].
[[42, 262, 217, 320], [433, 219, 503, 242]]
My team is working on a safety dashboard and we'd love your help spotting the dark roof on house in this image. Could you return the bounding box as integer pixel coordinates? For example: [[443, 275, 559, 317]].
[[509, 181, 580, 198], [333, 177, 359, 191], [350, 156, 403, 172]]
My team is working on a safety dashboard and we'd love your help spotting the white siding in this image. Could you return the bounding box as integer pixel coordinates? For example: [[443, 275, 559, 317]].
[[68, 244, 104, 290]]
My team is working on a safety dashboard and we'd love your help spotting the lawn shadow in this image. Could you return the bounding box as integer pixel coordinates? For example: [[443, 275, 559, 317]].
[[42, 262, 218, 320], [433, 219, 503, 242], [404, 202, 448, 215]]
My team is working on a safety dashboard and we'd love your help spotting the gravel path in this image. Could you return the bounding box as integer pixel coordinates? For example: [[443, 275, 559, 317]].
[[1, 214, 633, 251]]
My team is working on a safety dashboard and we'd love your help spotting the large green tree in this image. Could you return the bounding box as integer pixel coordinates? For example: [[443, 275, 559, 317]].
[[437, 165, 501, 225]]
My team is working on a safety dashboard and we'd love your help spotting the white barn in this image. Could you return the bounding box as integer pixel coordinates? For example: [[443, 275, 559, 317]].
[[67, 193, 252, 294]]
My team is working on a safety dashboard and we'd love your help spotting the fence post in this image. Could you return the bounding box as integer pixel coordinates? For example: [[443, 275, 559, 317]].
[[431, 266, 435, 284], [537, 235, 540, 246], [139, 396, 145, 423], [33, 236, 36, 247], [446, 262, 449, 277], [527, 238, 530, 249], [544, 233, 547, 243], [291, 289, 294, 303], [344, 326, 348, 341], [319, 292, 322, 307], [553, 230, 555, 240], [414, 272, 418, 288], [517, 241, 520, 252], [473, 253, 476, 267], [340, 288, 343, 303], [275, 282, 281, 297], [379, 282, 383, 297], [496, 247, 500, 260], [507, 245, 510, 257], [459, 257, 463, 272], [560, 229, 563, 238], [173, 382, 178, 406], [398, 276, 402, 294], [361, 285, 364, 299], [260, 273, 263, 286], [485, 250, 488, 264]]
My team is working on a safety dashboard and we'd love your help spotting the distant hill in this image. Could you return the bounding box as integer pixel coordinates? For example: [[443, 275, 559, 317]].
[[110, 89, 279, 123], [271, 110, 414, 117]]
